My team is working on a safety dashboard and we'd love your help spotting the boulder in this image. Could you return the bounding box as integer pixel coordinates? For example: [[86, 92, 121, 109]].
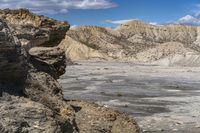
[[29, 47, 70, 79]]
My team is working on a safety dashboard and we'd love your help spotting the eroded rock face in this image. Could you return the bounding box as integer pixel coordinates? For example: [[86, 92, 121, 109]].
[[0, 96, 62, 133], [0, 19, 68, 132], [0, 13, 139, 133], [29, 47, 69, 79], [0, 19, 27, 84], [68, 101, 139, 133], [0, 9, 70, 50]]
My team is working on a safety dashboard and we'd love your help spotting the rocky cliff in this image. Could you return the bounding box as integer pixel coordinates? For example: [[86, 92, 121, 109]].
[[0, 19, 27, 85], [60, 21, 200, 66], [0, 10, 139, 133], [0, 9, 70, 50]]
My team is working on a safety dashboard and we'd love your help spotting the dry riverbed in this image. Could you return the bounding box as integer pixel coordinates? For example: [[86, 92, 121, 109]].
[[59, 60, 200, 133]]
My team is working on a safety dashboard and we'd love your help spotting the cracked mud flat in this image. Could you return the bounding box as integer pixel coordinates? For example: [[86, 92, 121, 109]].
[[59, 60, 200, 133]]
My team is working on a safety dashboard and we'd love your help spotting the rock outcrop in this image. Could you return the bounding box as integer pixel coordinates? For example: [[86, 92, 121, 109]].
[[0, 96, 63, 133], [60, 21, 200, 66], [0, 11, 139, 133], [29, 47, 70, 79], [0, 9, 70, 50], [0, 18, 65, 132], [0, 19, 26, 83]]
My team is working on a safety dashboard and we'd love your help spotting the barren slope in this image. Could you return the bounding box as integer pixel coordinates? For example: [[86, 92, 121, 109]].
[[59, 21, 200, 66]]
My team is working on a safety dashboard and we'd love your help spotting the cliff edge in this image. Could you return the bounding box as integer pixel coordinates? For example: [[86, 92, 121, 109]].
[[0, 9, 70, 50]]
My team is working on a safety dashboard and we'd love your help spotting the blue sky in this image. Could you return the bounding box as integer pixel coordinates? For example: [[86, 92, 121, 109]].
[[1, 0, 200, 27], [55, 0, 199, 27]]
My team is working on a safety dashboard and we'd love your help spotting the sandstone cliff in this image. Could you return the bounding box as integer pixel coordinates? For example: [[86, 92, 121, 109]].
[[60, 21, 200, 66], [0, 9, 70, 50], [0, 10, 139, 133]]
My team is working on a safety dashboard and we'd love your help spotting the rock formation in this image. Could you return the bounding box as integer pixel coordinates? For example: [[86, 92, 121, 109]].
[[29, 47, 70, 79], [0, 9, 70, 50], [0, 10, 139, 133], [0, 18, 62, 132], [0, 19, 27, 95], [59, 21, 200, 66]]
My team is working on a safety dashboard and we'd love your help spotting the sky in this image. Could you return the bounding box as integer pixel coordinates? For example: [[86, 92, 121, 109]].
[[1, 0, 200, 27]]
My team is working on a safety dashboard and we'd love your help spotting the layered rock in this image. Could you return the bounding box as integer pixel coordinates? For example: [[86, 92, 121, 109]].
[[0, 12, 139, 133], [0, 9, 70, 50], [29, 47, 70, 79], [0, 18, 67, 132], [0, 96, 63, 133], [60, 21, 200, 66]]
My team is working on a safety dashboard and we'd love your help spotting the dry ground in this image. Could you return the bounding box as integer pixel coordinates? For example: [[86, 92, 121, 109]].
[[59, 60, 200, 133]]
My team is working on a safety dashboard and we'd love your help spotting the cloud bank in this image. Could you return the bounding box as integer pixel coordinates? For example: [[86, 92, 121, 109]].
[[106, 19, 161, 26], [106, 16, 200, 27], [0, 0, 117, 14], [174, 4, 200, 26], [105, 3, 200, 27]]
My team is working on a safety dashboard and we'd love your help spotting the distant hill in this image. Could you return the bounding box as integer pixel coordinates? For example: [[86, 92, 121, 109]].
[[59, 20, 200, 66]]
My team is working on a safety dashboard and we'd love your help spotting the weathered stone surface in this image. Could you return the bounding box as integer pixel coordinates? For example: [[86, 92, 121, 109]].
[[29, 47, 71, 79], [67, 101, 140, 133], [0, 96, 62, 133], [0, 19, 27, 85], [0, 19, 71, 132], [0, 9, 70, 50]]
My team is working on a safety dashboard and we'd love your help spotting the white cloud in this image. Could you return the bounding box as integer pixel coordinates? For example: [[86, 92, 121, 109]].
[[149, 22, 158, 25], [105, 19, 138, 24], [149, 22, 164, 26], [0, 0, 117, 14], [177, 14, 200, 25], [106, 19, 163, 27], [70, 25, 78, 29], [174, 4, 200, 26]]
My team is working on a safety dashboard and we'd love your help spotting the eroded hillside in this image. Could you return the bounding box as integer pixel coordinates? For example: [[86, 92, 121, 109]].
[[59, 21, 200, 66]]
